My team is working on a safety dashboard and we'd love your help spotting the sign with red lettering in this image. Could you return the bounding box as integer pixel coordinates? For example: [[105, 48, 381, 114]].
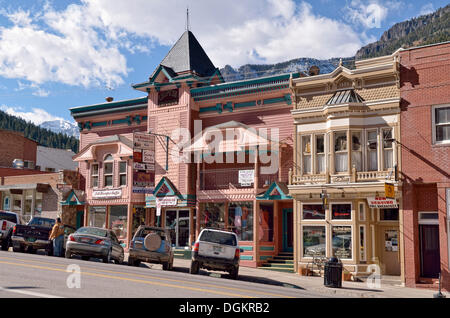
[[367, 197, 398, 208]]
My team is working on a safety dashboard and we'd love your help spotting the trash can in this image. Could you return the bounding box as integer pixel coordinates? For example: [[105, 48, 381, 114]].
[[324, 257, 343, 288]]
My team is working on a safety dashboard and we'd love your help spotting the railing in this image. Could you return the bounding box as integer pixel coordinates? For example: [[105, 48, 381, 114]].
[[290, 169, 395, 185], [199, 167, 278, 190]]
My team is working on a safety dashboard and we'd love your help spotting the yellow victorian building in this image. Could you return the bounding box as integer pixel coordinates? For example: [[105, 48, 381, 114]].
[[288, 52, 405, 282]]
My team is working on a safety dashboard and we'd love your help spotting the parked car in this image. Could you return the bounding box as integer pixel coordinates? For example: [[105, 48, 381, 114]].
[[65, 227, 124, 264], [190, 228, 240, 279], [128, 226, 174, 270], [0, 211, 20, 251], [11, 217, 55, 254]]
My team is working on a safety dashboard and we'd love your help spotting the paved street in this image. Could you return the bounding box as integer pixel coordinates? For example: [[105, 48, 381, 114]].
[[0, 250, 328, 298]]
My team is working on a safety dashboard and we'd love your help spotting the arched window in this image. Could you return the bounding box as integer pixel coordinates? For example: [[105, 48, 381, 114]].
[[103, 154, 114, 187]]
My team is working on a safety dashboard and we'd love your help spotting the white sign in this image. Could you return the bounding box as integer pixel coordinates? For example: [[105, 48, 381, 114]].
[[142, 149, 155, 164], [156, 196, 178, 207], [133, 162, 155, 171], [133, 133, 155, 150], [239, 170, 255, 187], [367, 197, 398, 208], [92, 189, 122, 199]]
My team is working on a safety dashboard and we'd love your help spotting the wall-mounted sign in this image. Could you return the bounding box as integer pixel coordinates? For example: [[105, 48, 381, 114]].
[[384, 183, 395, 199], [239, 170, 254, 187], [133, 132, 155, 193], [158, 89, 179, 106], [367, 197, 398, 209], [92, 189, 122, 199], [155, 196, 178, 217]]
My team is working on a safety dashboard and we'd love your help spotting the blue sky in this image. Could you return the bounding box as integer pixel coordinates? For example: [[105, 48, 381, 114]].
[[0, 0, 447, 125]]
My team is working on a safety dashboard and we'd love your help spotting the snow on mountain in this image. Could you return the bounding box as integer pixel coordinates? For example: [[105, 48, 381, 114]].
[[40, 119, 80, 138]]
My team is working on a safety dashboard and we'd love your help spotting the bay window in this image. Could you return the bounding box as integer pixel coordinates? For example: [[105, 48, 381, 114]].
[[302, 135, 312, 174], [351, 131, 362, 171], [103, 155, 114, 188], [382, 128, 394, 170], [119, 161, 127, 187], [334, 131, 348, 172], [316, 135, 325, 173], [367, 130, 378, 171]]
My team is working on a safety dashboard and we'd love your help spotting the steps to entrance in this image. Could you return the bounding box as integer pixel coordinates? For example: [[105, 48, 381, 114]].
[[258, 252, 295, 273]]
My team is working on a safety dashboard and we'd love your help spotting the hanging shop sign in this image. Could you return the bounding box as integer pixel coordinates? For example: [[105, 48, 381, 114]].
[[239, 170, 255, 187], [133, 132, 155, 193], [155, 196, 178, 216], [367, 197, 398, 209], [384, 183, 395, 199], [92, 189, 122, 199]]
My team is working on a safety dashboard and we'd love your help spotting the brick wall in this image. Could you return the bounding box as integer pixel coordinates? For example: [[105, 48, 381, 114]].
[[400, 42, 450, 290], [0, 130, 37, 168]]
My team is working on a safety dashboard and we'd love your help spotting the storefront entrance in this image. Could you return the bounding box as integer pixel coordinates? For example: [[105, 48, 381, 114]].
[[379, 226, 401, 275], [282, 208, 293, 252], [419, 224, 441, 278], [165, 209, 190, 248]]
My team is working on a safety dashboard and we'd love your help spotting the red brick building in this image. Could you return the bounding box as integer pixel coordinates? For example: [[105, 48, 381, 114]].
[[400, 42, 450, 290], [0, 129, 37, 169]]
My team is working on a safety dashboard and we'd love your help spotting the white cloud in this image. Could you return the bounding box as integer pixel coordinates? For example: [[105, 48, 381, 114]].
[[0, 105, 64, 125], [419, 3, 435, 16], [0, 0, 368, 85], [346, 0, 389, 28]]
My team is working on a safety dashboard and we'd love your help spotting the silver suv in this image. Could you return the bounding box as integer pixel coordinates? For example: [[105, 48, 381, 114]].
[[190, 228, 240, 279]]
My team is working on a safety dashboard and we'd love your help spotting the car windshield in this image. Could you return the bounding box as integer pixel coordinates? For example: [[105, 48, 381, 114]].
[[76, 227, 108, 237], [199, 230, 237, 246], [0, 212, 17, 223], [28, 217, 55, 228], [136, 228, 166, 240]]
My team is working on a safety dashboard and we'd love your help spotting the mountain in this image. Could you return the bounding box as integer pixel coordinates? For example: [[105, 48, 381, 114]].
[[356, 4, 450, 59], [40, 120, 80, 138], [0, 110, 79, 153], [221, 5, 449, 81], [220, 57, 355, 82]]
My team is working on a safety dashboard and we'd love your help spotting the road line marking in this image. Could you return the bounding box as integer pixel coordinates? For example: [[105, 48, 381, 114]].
[[0, 260, 254, 298], [0, 286, 63, 298], [0, 256, 295, 298]]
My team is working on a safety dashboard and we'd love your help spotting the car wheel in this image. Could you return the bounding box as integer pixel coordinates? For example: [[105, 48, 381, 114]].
[[103, 249, 112, 263], [162, 262, 169, 271], [229, 266, 239, 280], [190, 260, 200, 275], [65, 249, 72, 259], [81, 256, 90, 261], [127, 257, 135, 266], [134, 260, 141, 267], [116, 254, 124, 265], [1, 238, 10, 251], [12, 244, 23, 253], [27, 247, 36, 254]]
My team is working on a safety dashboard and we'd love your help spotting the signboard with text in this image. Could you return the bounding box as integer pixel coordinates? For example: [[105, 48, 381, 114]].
[[133, 132, 156, 193], [239, 170, 255, 187], [367, 197, 398, 209]]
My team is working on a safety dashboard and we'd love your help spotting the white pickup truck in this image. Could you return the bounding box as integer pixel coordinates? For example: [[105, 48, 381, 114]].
[[0, 211, 20, 251], [190, 228, 241, 279]]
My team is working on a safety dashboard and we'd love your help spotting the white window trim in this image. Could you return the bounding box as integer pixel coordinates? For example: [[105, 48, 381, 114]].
[[432, 104, 450, 145], [381, 127, 394, 171], [366, 128, 379, 172], [301, 134, 313, 175], [315, 133, 326, 174], [351, 130, 363, 172], [119, 161, 127, 187], [359, 202, 366, 221], [359, 224, 367, 262], [330, 202, 353, 221], [301, 224, 327, 259], [418, 211, 439, 225], [91, 163, 99, 189], [301, 202, 326, 221]]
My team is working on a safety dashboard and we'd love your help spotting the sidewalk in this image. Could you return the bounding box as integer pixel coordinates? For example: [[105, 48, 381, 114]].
[[164, 256, 447, 298]]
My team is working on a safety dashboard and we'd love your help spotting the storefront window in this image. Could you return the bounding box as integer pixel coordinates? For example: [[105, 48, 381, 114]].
[[200, 203, 225, 230], [331, 203, 352, 220], [132, 206, 146, 237], [302, 204, 325, 220], [332, 226, 352, 259], [259, 203, 274, 242], [360, 225, 366, 261], [89, 206, 106, 228], [303, 226, 326, 257], [228, 202, 253, 241], [380, 208, 399, 221], [109, 205, 128, 239]]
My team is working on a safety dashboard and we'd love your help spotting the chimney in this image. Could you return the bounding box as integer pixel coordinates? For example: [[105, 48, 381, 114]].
[[106, 97, 114, 102]]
